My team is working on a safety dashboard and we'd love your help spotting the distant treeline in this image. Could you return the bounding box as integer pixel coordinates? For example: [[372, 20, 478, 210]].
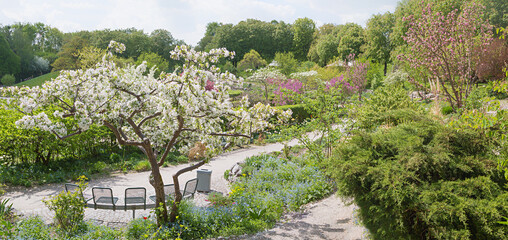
[[0, 0, 506, 82]]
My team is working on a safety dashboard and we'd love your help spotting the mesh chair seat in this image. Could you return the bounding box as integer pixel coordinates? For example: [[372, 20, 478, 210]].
[[95, 196, 119, 204], [149, 184, 175, 203], [125, 197, 145, 204]]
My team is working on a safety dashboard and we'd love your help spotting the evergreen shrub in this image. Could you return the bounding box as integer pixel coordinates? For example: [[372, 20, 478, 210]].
[[325, 111, 508, 239]]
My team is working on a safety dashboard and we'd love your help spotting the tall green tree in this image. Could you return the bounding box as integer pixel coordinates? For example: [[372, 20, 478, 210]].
[[307, 24, 342, 65], [237, 49, 267, 71], [150, 29, 183, 71], [78, 28, 152, 60], [31, 22, 64, 54], [364, 12, 395, 75], [292, 18, 316, 61], [135, 52, 169, 77], [51, 36, 88, 71], [479, 0, 508, 30], [10, 28, 34, 79], [150, 29, 177, 61], [337, 23, 365, 61], [316, 34, 339, 66], [196, 22, 222, 51], [0, 33, 20, 77], [272, 20, 295, 56], [274, 52, 299, 76], [209, 19, 290, 63]]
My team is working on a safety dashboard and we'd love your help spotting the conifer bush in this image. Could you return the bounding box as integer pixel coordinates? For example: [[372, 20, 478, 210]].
[[325, 110, 508, 239]]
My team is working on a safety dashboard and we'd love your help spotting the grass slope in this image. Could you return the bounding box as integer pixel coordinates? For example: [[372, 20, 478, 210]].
[[15, 71, 60, 87]]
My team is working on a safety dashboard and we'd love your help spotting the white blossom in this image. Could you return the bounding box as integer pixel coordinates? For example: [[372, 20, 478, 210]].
[[2, 41, 291, 154]]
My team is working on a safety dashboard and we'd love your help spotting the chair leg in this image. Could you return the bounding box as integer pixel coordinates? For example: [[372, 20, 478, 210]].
[[132, 209, 136, 219]]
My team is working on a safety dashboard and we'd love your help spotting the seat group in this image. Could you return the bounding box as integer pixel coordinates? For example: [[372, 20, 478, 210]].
[[64, 178, 198, 219]]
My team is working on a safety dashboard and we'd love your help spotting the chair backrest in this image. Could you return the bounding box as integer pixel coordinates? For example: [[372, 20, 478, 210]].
[[65, 183, 86, 202], [92, 187, 116, 210], [164, 184, 175, 199], [125, 187, 146, 210], [183, 178, 198, 199], [64, 183, 80, 194]]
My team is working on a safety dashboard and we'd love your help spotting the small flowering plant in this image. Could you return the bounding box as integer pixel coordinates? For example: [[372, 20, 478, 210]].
[[205, 192, 235, 207]]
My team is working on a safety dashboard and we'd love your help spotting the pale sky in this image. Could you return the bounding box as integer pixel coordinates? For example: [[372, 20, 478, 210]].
[[0, 0, 399, 46]]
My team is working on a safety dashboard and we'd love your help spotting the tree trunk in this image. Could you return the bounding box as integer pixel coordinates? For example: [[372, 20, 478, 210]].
[[145, 145, 168, 226], [384, 61, 388, 76], [169, 160, 206, 222]]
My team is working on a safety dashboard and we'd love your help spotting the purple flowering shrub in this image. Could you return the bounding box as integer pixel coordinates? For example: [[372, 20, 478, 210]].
[[272, 79, 304, 106]]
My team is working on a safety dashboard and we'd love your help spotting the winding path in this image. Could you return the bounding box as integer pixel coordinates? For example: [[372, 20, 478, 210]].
[[4, 139, 367, 239]]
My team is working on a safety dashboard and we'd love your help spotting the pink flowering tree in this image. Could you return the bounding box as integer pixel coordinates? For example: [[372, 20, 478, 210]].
[[344, 54, 369, 101], [2, 42, 291, 225], [273, 79, 304, 106], [248, 67, 286, 103], [326, 75, 357, 97], [398, 2, 492, 110]]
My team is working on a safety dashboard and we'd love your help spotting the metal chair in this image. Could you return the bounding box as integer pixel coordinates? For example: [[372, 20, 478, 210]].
[[64, 183, 91, 203], [125, 187, 146, 219], [149, 184, 175, 203], [183, 178, 199, 199], [91, 187, 118, 211], [64, 183, 80, 193]]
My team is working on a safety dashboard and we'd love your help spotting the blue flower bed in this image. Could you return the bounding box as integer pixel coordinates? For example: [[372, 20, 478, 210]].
[[161, 154, 334, 239]]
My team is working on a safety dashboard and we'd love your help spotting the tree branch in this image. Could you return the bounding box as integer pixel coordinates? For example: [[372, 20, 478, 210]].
[[118, 126, 129, 140], [158, 116, 184, 167], [103, 120, 143, 146], [174, 160, 206, 179], [54, 96, 73, 111], [52, 130, 82, 140], [209, 132, 251, 138], [117, 87, 142, 102], [138, 112, 161, 127]]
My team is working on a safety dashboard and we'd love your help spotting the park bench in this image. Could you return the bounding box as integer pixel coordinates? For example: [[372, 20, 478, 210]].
[[64, 178, 199, 219]]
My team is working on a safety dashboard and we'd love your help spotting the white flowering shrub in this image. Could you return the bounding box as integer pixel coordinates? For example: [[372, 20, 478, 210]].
[[2, 41, 291, 225], [383, 70, 409, 86], [289, 70, 318, 79]]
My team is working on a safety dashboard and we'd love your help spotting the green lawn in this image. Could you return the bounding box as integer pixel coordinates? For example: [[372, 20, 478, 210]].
[[15, 71, 60, 87]]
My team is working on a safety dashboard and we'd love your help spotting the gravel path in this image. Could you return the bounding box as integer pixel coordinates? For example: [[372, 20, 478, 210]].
[[4, 138, 367, 239]]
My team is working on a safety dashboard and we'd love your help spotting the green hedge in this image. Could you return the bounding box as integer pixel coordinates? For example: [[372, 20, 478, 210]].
[[0, 107, 115, 165], [325, 111, 508, 239], [275, 104, 310, 123], [228, 90, 243, 98], [0, 106, 121, 186]]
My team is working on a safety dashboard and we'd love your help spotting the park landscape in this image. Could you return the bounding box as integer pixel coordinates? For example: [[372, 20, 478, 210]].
[[0, 0, 508, 239]]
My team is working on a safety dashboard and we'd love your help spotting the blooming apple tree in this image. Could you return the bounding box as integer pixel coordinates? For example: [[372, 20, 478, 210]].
[[3, 41, 291, 225]]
